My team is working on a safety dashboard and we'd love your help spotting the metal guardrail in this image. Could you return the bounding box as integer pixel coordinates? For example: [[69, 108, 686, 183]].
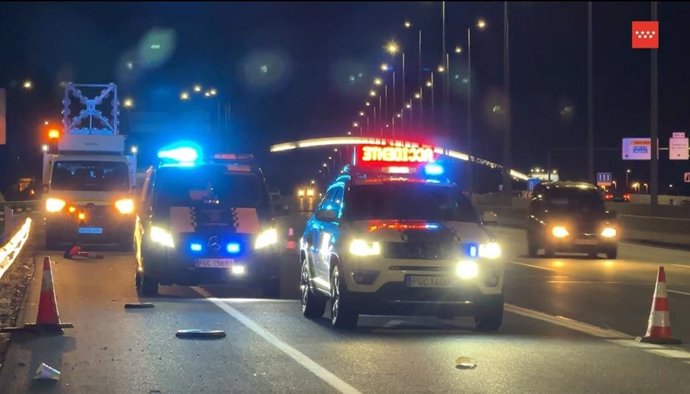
[[0, 217, 33, 280]]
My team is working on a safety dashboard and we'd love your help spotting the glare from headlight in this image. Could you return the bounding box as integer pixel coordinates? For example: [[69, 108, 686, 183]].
[[255, 228, 278, 249], [150, 226, 175, 248], [231, 265, 246, 276], [552, 226, 569, 238], [478, 242, 501, 259], [115, 198, 135, 214], [601, 227, 617, 238], [349, 239, 381, 256], [456, 260, 479, 279], [46, 198, 66, 213]]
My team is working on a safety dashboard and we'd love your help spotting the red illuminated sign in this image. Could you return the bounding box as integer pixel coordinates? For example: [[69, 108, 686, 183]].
[[358, 145, 435, 164]]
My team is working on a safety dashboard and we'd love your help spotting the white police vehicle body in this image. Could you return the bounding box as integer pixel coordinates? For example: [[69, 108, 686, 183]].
[[299, 145, 504, 329], [134, 143, 284, 296]]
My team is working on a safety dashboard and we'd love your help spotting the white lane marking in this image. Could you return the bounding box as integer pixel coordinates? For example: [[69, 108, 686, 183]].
[[507, 261, 558, 272], [505, 304, 631, 339], [668, 289, 690, 296], [671, 264, 690, 270], [647, 349, 690, 359], [607, 339, 663, 349], [621, 242, 690, 251], [546, 281, 624, 285], [192, 287, 361, 394], [383, 319, 405, 328]]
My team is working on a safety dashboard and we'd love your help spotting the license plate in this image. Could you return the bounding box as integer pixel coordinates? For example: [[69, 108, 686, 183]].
[[78, 227, 103, 234], [574, 239, 597, 245], [194, 259, 235, 268], [406, 275, 455, 288]]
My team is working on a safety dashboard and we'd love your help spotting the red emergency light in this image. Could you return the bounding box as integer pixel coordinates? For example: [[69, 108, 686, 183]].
[[356, 145, 436, 165]]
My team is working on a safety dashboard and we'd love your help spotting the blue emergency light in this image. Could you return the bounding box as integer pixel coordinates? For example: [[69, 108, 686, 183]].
[[424, 163, 444, 176], [157, 141, 203, 165], [190, 243, 203, 252], [226, 242, 241, 254]]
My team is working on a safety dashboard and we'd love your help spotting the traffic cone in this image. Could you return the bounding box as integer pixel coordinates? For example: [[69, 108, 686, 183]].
[[286, 227, 296, 250], [64, 242, 83, 259], [1, 257, 73, 333], [636, 266, 682, 344]]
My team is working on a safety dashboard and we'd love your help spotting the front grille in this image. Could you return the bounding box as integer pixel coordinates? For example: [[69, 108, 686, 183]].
[[384, 242, 456, 260]]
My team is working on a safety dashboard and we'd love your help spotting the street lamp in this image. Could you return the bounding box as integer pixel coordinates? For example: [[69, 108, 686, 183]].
[[626, 169, 631, 190], [123, 97, 134, 108], [22, 80, 33, 90], [374, 78, 383, 86], [477, 18, 487, 30], [180, 91, 190, 101], [193, 84, 202, 93]]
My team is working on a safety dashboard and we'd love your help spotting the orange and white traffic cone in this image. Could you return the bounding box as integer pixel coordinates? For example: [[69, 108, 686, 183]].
[[636, 266, 681, 344], [1, 257, 73, 333], [286, 227, 296, 251]]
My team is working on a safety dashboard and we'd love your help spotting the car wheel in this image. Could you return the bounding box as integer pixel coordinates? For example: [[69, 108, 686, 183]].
[[300, 257, 326, 318], [136, 270, 159, 296], [606, 247, 618, 260], [474, 294, 504, 331], [330, 265, 358, 329]]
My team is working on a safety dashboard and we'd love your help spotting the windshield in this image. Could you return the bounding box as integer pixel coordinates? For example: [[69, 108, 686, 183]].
[[51, 160, 129, 191], [153, 166, 269, 211], [543, 189, 606, 212], [347, 183, 479, 222]]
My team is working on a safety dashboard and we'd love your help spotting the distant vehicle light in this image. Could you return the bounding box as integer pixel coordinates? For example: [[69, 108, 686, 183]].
[[68, 206, 76, 213], [48, 129, 60, 140], [77, 212, 86, 221], [456, 260, 479, 279], [601, 227, 617, 238], [226, 242, 241, 254], [552, 226, 569, 238], [115, 198, 134, 214], [306, 189, 315, 197], [190, 243, 203, 252], [297, 189, 305, 197], [424, 163, 444, 176], [46, 198, 66, 213]]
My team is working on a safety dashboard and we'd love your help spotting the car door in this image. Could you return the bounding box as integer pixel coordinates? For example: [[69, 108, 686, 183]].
[[309, 187, 337, 290], [315, 185, 344, 283], [135, 168, 154, 264]]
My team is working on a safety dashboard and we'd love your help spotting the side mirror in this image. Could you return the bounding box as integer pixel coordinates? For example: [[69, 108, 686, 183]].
[[481, 211, 499, 225], [273, 203, 290, 216], [315, 209, 338, 222]]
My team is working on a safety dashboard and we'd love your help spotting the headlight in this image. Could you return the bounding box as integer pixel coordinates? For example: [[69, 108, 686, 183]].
[[478, 242, 501, 259], [46, 198, 66, 213], [255, 228, 278, 250], [456, 260, 479, 279], [150, 226, 175, 248], [115, 198, 135, 214], [601, 227, 617, 238], [349, 239, 381, 256], [552, 226, 569, 238]]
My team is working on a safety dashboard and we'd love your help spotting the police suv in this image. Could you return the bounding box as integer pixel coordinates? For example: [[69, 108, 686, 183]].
[[299, 145, 505, 330], [134, 144, 284, 296]]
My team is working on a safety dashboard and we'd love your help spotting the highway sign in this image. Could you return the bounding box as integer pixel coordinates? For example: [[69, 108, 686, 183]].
[[672, 132, 686, 139], [669, 136, 689, 160], [685, 172, 690, 183], [597, 172, 613, 187], [622, 138, 652, 160]]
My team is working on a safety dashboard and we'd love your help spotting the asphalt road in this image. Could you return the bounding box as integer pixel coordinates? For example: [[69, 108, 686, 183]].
[[1, 217, 690, 393]]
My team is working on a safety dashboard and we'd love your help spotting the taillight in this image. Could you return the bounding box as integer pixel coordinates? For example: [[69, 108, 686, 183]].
[[115, 198, 135, 214], [46, 198, 66, 213]]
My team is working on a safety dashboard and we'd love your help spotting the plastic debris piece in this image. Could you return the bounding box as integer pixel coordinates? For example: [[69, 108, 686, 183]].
[[455, 357, 477, 369], [175, 329, 226, 339], [124, 303, 155, 309], [34, 363, 61, 380]]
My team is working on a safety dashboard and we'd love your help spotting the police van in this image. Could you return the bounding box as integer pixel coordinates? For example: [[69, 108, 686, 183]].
[[134, 143, 284, 296], [299, 145, 505, 330]]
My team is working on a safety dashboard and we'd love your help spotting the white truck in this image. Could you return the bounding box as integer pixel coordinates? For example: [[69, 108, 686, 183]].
[[42, 83, 137, 249]]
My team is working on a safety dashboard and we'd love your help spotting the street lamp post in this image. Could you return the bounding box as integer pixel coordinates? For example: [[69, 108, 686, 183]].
[[626, 169, 631, 191], [502, 1, 513, 200]]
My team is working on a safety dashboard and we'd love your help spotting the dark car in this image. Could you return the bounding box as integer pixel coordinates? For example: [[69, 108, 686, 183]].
[[134, 148, 286, 297], [526, 182, 618, 259], [604, 189, 630, 202]]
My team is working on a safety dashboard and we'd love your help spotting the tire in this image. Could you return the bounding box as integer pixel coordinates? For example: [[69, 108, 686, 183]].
[[300, 257, 326, 318], [262, 277, 281, 299], [330, 265, 358, 329], [474, 294, 504, 331], [606, 247, 618, 260], [136, 270, 159, 296]]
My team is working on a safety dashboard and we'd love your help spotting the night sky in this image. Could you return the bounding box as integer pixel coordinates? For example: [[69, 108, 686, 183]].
[[1, 2, 689, 195]]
